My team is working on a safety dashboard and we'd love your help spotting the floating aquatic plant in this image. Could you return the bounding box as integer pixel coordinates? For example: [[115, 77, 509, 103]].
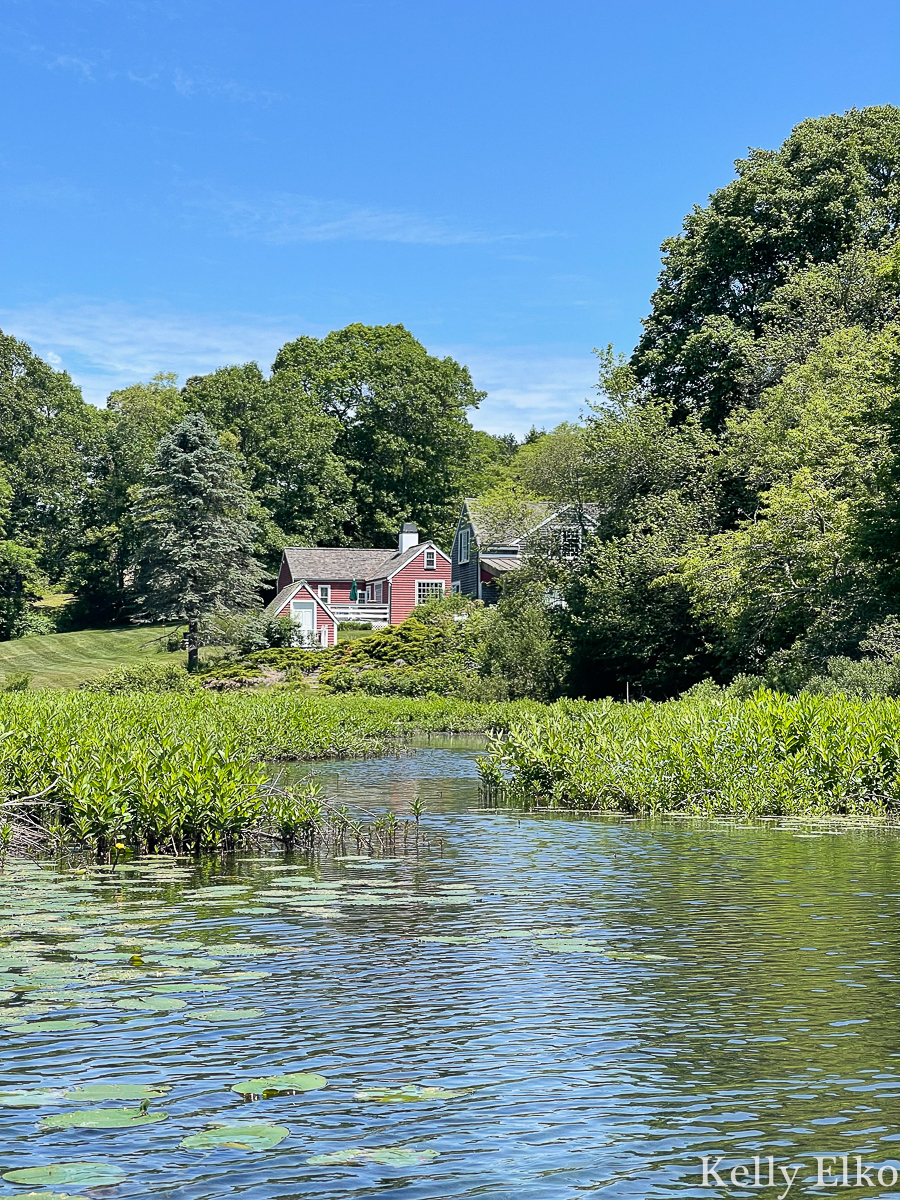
[[306, 1146, 439, 1167], [65, 1084, 170, 1101], [1, 1162, 126, 1189], [354, 1084, 469, 1102], [179, 1122, 289, 1150], [38, 1107, 168, 1132], [230, 1072, 326, 1098], [190, 1007, 264, 1022], [0, 1088, 68, 1107]]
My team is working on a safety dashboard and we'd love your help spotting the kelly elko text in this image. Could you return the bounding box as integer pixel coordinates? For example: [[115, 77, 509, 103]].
[[701, 1156, 900, 1196]]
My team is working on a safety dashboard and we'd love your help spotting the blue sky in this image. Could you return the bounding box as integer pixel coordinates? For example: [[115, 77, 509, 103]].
[[2, 0, 900, 435]]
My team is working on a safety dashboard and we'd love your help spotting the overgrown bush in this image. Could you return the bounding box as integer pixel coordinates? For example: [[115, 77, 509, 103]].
[[200, 608, 298, 655], [80, 659, 201, 694], [0, 672, 30, 693]]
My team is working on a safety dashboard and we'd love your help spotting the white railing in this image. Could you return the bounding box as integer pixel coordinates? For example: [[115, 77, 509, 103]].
[[329, 603, 390, 624]]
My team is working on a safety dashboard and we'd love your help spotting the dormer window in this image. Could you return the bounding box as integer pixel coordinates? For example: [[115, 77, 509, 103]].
[[424, 548, 436, 570], [558, 528, 582, 558]]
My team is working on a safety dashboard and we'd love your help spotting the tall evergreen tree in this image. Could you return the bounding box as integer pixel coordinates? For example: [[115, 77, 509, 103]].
[[132, 413, 265, 669]]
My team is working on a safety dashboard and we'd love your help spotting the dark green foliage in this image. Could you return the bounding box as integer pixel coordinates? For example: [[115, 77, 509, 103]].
[[0, 672, 30, 693], [272, 323, 487, 547], [132, 414, 266, 669], [79, 660, 201, 694], [0, 540, 46, 641], [181, 363, 352, 560], [632, 107, 900, 426]]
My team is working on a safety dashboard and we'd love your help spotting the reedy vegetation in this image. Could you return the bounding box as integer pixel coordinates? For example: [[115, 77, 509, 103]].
[[0, 692, 537, 857], [480, 691, 900, 817]]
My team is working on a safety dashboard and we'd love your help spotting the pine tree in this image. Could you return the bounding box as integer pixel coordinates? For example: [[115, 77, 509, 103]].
[[132, 413, 265, 669]]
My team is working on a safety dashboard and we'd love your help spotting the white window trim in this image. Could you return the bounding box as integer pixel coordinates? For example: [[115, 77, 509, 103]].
[[458, 527, 470, 564], [318, 584, 331, 604], [416, 579, 445, 605], [424, 548, 436, 570], [451, 580, 461, 594], [374, 581, 383, 602]]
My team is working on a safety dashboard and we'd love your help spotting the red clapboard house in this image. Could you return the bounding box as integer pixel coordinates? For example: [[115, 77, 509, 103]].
[[265, 523, 451, 644]]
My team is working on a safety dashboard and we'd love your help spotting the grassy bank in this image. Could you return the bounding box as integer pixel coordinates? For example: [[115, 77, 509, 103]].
[[0, 692, 540, 856], [480, 692, 900, 817], [0, 626, 182, 689]]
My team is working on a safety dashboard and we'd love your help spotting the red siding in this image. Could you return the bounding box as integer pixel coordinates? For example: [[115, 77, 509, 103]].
[[277, 557, 292, 591], [275, 584, 337, 646], [387, 547, 451, 623], [305, 580, 356, 604]]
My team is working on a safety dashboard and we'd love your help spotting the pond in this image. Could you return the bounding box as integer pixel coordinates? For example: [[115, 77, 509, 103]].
[[2, 739, 900, 1198]]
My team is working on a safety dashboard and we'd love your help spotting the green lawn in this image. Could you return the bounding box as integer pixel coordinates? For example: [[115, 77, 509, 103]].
[[0, 626, 184, 689]]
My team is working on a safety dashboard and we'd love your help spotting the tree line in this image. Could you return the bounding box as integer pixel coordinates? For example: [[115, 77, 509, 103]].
[[0, 323, 513, 639], [7, 105, 900, 701]]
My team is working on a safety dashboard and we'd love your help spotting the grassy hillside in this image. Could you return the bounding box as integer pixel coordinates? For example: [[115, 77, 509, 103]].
[[0, 626, 183, 689]]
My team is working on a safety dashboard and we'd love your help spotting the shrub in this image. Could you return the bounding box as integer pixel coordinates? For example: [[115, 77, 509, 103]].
[[80, 660, 201, 694], [0, 672, 30, 693]]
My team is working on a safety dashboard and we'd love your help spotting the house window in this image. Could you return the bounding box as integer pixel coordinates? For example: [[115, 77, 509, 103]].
[[458, 527, 470, 564], [318, 584, 331, 604], [451, 581, 461, 594], [424, 548, 436, 570], [557, 528, 582, 558], [416, 580, 445, 605], [374, 581, 383, 602]]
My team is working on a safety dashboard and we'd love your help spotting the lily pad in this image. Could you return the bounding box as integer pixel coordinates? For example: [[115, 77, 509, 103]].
[[148, 983, 227, 994], [2, 1162, 126, 1189], [307, 1146, 439, 1166], [354, 1084, 469, 1102], [532, 939, 612, 953], [0, 1088, 68, 1107], [231, 1072, 327, 1098], [11, 1192, 90, 1199], [114, 996, 186, 1012], [191, 1007, 264, 1022], [179, 1122, 289, 1150], [5, 1019, 97, 1033], [38, 1106, 169, 1131], [415, 936, 486, 944], [66, 1084, 170, 1101]]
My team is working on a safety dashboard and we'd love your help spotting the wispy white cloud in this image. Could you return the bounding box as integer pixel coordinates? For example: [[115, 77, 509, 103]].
[[0, 300, 597, 435], [186, 188, 557, 247], [436, 345, 601, 438], [0, 300, 304, 405]]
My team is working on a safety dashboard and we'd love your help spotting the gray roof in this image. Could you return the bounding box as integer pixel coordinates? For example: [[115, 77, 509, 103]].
[[463, 498, 554, 549], [462, 498, 603, 549], [480, 554, 523, 576], [281, 542, 446, 585], [282, 547, 396, 582]]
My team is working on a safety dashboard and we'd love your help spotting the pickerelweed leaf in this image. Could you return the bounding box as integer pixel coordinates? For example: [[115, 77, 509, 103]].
[[38, 1107, 169, 1131], [2, 1162, 127, 1188], [306, 1146, 439, 1166], [114, 996, 186, 1012], [179, 1122, 289, 1150], [354, 1084, 470, 1102], [0, 1088, 68, 1107], [230, 1072, 327, 1097], [191, 1007, 264, 1022], [66, 1084, 170, 1101]]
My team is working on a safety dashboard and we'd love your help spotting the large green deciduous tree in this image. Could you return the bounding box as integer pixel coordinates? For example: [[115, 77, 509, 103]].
[[132, 413, 265, 670], [0, 329, 101, 582], [632, 106, 900, 427], [272, 323, 486, 546], [181, 362, 352, 558]]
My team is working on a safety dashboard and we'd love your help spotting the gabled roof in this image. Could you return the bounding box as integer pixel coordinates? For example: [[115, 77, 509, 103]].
[[379, 541, 450, 582], [461, 497, 553, 549], [265, 580, 338, 621], [282, 541, 447, 585], [282, 547, 396, 582], [461, 498, 603, 550]]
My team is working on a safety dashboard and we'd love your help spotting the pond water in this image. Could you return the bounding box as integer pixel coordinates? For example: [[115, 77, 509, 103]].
[[3, 740, 900, 1198]]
